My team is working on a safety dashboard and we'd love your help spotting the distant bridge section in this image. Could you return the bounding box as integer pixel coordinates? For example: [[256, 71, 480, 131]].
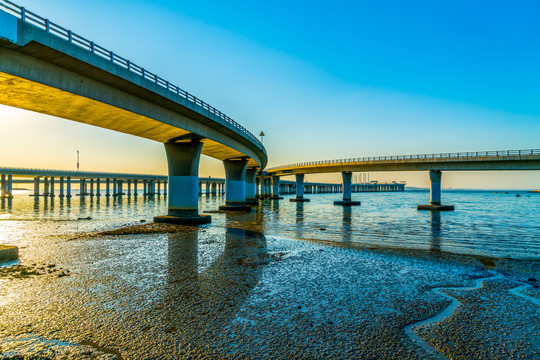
[[267, 149, 540, 176], [266, 149, 540, 209]]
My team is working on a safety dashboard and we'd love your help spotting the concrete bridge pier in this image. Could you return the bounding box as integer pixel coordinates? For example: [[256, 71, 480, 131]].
[[265, 177, 272, 198], [32, 177, 40, 197], [211, 182, 217, 196], [335, 171, 361, 206], [290, 174, 310, 202], [417, 170, 454, 211], [43, 177, 50, 197], [155, 141, 211, 224], [127, 180, 132, 196], [205, 182, 210, 197], [255, 176, 261, 199], [219, 158, 250, 212], [49, 177, 55, 197], [245, 168, 259, 205], [7, 175, 12, 198], [89, 179, 94, 197], [157, 181, 161, 196], [113, 179, 118, 197], [1, 174, 6, 198], [270, 176, 283, 200], [66, 177, 72, 197], [133, 179, 138, 196], [163, 180, 168, 196], [59, 177, 64, 197], [96, 178, 101, 197], [106, 178, 111, 197]]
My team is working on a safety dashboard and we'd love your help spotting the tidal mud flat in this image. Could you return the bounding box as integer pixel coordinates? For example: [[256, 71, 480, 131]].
[[0, 218, 538, 359]]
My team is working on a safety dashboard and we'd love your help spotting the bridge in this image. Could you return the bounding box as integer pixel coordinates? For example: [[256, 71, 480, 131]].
[[266, 149, 540, 209], [0, 0, 267, 223], [0, 166, 405, 201]]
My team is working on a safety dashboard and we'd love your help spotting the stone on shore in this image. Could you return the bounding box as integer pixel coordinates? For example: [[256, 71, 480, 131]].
[[0, 245, 18, 263]]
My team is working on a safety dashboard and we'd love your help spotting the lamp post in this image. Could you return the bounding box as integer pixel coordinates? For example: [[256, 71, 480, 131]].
[[259, 131, 265, 144], [77, 150, 79, 171]]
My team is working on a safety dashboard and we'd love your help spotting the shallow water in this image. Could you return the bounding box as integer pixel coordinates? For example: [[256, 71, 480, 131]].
[[1, 189, 539, 259]]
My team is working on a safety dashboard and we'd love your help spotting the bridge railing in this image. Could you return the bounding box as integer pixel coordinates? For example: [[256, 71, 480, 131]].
[[0, 0, 264, 152], [267, 149, 540, 171]]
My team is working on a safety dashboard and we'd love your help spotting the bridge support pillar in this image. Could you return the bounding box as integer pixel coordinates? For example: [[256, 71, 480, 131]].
[[3, 175, 13, 198], [290, 174, 310, 202], [66, 177, 71, 198], [80, 179, 86, 197], [211, 182, 217, 195], [59, 177, 64, 197], [133, 179, 138, 196], [255, 177, 261, 199], [245, 168, 258, 205], [155, 141, 210, 224], [96, 178, 101, 196], [270, 176, 283, 199], [32, 177, 40, 197], [105, 178, 110, 197], [49, 177, 55, 197], [219, 158, 250, 212], [335, 171, 360, 206], [265, 177, 272, 198], [44, 177, 50, 197], [205, 182, 210, 196], [418, 170, 454, 211], [90, 178, 94, 197], [1, 174, 6, 198], [113, 179, 118, 197]]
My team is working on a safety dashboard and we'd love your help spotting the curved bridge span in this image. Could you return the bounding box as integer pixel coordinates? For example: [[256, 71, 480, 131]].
[[0, 1, 268, 223], [265, 149, 540, 209]]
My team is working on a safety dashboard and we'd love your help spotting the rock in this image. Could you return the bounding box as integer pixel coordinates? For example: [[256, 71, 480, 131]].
[[0, 245, 18, 263], [527, 277, 538, 282]]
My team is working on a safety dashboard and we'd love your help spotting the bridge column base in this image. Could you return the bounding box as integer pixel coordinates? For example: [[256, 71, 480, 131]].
[[290, 197, 310, 202], [154, 211, 211, 225], [334, 200, 361, 206], [417, 204, 454, 211]]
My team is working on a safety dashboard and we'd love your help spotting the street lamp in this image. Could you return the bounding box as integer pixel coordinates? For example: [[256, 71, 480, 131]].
[[259, 131, 265, 144]]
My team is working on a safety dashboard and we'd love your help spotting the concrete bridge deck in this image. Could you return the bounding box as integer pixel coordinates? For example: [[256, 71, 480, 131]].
[[267, 149, 540, 176]]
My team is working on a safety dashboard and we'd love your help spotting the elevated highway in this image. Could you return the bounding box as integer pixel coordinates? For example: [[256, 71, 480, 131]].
[[0, 1, 267, 223], [266, 149, 540, 208]]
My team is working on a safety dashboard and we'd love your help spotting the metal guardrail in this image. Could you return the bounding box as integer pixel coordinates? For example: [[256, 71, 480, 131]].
[[267, 149, 540, 172], [0, 0, 264, 151]]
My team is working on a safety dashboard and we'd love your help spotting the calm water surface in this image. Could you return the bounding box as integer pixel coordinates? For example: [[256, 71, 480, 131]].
[[1, 189, 539, 259]]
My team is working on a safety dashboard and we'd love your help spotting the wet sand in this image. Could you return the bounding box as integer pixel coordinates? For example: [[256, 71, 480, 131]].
[[0, 218, 538, 359]]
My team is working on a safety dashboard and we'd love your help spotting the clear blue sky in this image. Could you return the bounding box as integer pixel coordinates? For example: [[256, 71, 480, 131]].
[[1, 0, 539, 188]]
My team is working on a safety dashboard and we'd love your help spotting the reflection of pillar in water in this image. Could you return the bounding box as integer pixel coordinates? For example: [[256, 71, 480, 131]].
[[430, 211, 442, 252], [342, 206, 353, 242]]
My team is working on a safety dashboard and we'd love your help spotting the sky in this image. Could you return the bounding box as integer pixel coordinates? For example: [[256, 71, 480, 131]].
[[1, 0, 539, 189]]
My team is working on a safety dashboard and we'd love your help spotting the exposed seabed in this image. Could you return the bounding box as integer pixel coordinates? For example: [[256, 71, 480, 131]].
[[0, 193, 538, 359]]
